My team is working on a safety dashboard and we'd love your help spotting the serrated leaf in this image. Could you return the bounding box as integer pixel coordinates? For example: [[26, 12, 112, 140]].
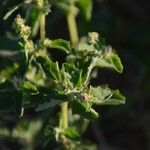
[[71, 100, 99, 120], [90, 86, 125, 105], [77, 0, 93, 21], [48, 39, 71, 53], [103, 90, 126, 105], [37, 56, 61, 81], [90, 85, 112, 101], [22, 81, 38, 93], [63, 127, 80, 140], [96, 53, 123, 73]]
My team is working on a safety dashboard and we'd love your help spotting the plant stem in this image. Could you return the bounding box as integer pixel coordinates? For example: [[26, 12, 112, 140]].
[[61, 102, 68, 129], [40, 13, 45, 40], [67, 11, 79, 44], [61, 6, 79, 130]]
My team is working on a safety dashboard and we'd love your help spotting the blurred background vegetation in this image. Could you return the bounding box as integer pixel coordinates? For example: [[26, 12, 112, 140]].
[[0, 0, 150, 149]]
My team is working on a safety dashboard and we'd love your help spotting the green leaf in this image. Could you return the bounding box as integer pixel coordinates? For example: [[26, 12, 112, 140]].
[[77, 0, 93, 21], [71, 100, 99, 120], [35, 100, 61, 111], [90, 85, 112, 101], [63, 127, 80, 140], [90, 86, 125, 105], [104, 90, 126, 105], [22, 81, 38, 93], [96, 52, 123, 73], [35, 89, 69, 111], [63, 63, 82, 86], [78, 43, 95, 52], [37, 56, 61, 81], [48, 39, 71, 53]]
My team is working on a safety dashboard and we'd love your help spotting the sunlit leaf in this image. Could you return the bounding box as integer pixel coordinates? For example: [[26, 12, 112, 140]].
[[22, 81, 38, 93], [96, 52, 123, 73], [63, 127, 80, 140], [90, 86, 125, 105], [48, 39, 71, 53]]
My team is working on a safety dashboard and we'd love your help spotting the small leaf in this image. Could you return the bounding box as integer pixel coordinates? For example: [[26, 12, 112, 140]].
[[71, 100, 99, 120], [63, 127, 80, 140], [48, 39, 71, 53], [96, 52, 123, 73], [22, 81, 38, 93], [63, 63, 82, 86], [90, 86, 125, 105], [77, 0, 93, 21], [90, 85, 112, 101], [37, 56, 61, 81], [103, 90, 126, 105]]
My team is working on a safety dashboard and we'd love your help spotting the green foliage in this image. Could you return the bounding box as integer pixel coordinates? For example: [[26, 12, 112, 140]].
[[0, 0, 125, 149], [46, 39, 71, 53], [37, 56, 61, 81], [89, 86, 125, 105], [63, 127, 80, 140]]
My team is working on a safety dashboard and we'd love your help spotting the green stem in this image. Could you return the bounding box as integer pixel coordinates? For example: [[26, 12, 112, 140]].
[[67, 11, 79, 44], [60, 6, 79, 130], [61, 102, 68, 129], [40, 13, 45, 40]]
